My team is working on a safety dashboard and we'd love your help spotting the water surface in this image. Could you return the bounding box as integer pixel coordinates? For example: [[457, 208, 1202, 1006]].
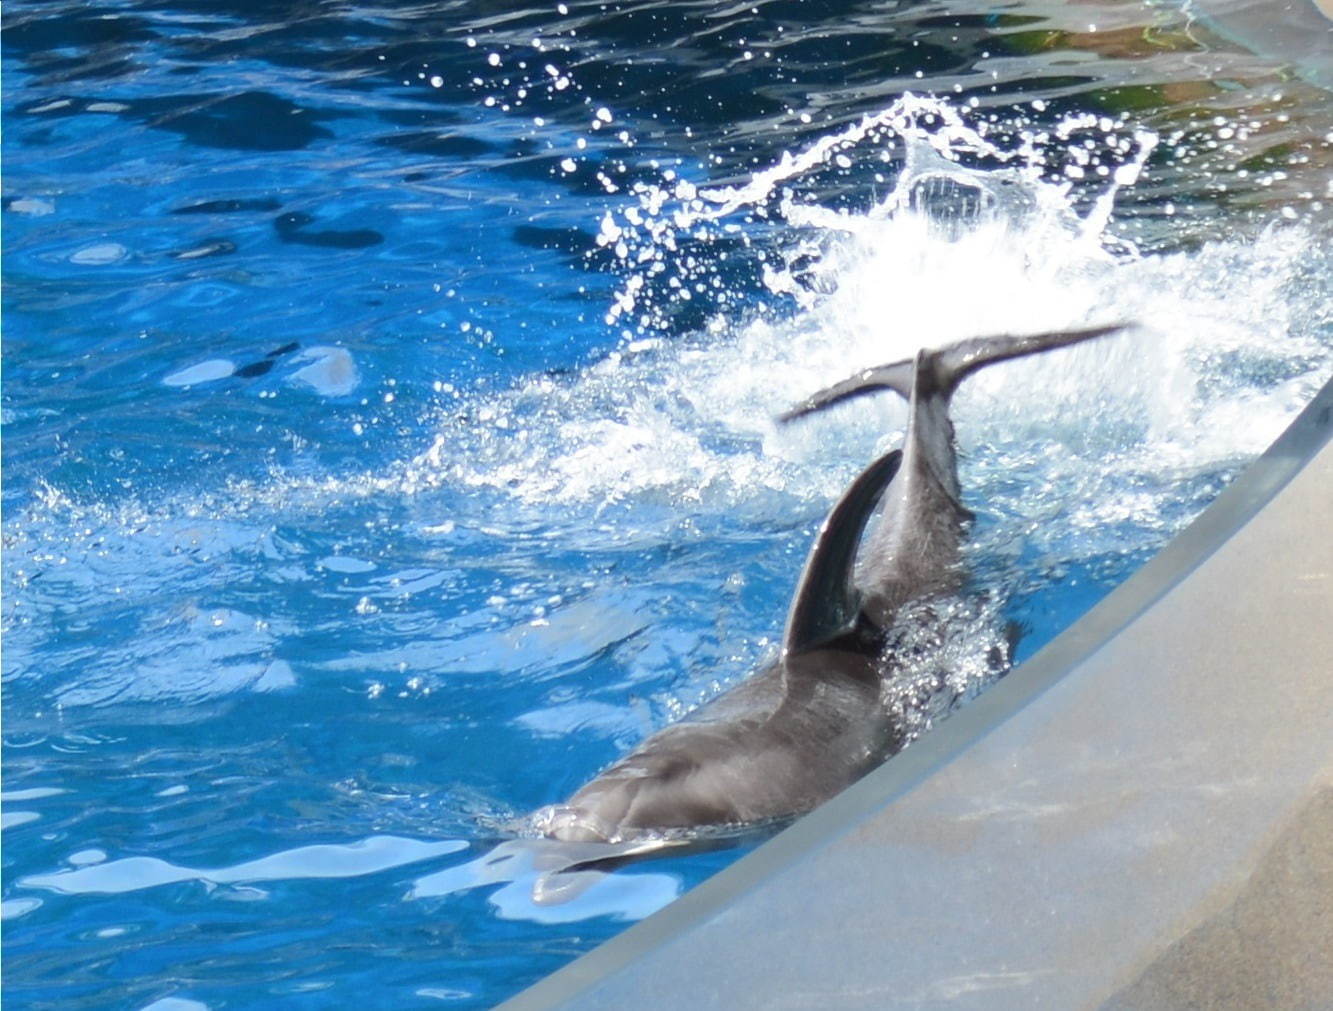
[[4, 0, 1332, 1007]]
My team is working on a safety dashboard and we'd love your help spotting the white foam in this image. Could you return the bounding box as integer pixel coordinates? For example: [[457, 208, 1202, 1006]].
[[405, 95, 1330, 531], [140, 998, 209, 1011], [22, 835, 468, 895], [69, 242, 128, 265], [9, 197, 55, 216], [288, 345, 359, 397], [0, 897, 43, 920], [163, 359, 236, 387]]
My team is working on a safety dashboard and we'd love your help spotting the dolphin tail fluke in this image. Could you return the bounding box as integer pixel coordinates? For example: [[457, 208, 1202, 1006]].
[[925, 323, 1127, 399], [779, 323, 1127, 423], [777, 360, 915, 423]]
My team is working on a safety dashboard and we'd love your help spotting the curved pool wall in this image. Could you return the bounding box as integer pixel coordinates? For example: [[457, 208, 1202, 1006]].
[[502, 373, 1333, 1009]]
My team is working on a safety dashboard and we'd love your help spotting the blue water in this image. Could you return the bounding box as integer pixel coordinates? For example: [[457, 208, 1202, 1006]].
[[4, 0, 1332, 1007]]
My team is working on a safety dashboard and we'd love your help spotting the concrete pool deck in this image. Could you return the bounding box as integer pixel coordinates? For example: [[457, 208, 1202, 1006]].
[[504, 375, 1332, 1009]]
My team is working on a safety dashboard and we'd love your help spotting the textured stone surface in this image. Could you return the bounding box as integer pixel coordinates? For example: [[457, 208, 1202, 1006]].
[[1103, 786, 1333, 1010]]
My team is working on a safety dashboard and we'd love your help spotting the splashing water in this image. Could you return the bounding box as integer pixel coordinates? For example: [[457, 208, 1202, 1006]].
[[392, 95, 1329, 544], [6, 95, 1330, 721]]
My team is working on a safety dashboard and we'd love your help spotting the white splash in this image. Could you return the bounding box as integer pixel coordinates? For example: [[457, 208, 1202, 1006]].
[[5, 95, 1330, 722], [403, 95, 1328, 526], [288, 345, 360, 397]]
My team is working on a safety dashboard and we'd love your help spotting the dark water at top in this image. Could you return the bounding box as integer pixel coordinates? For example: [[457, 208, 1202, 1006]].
[[3, 0, 1331, 1007]]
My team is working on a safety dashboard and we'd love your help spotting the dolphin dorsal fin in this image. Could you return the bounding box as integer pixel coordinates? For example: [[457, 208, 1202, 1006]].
[[783, 449, 902, 656]]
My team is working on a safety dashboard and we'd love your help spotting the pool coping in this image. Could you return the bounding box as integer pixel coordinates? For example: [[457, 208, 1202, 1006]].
[[500, 371, 1333, 1010]]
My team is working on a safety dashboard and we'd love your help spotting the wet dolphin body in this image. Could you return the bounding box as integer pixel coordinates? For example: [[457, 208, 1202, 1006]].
[[539, 325, 1122, 845]]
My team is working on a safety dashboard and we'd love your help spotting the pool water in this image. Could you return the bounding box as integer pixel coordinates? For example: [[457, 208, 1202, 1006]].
[[3, 0, 1331, 1007]]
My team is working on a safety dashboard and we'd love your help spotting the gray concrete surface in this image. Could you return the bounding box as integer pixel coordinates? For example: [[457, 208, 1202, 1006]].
[[504, 377, 1332, 1010]]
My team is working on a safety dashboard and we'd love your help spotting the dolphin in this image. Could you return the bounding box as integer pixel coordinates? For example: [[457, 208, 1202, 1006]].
[[538, 324, 1123, 845]]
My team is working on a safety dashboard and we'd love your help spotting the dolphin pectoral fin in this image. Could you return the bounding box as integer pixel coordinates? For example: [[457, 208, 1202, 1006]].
[[783, 449, 903, 655], [530, 836, 692, 906], [530, 868, 607, 905], [777, 359, 915, 423], [552, 837, 689, 872]]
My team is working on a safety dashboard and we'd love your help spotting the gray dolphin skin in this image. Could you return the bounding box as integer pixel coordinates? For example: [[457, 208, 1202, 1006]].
[[539, 324, 1123, 845]]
